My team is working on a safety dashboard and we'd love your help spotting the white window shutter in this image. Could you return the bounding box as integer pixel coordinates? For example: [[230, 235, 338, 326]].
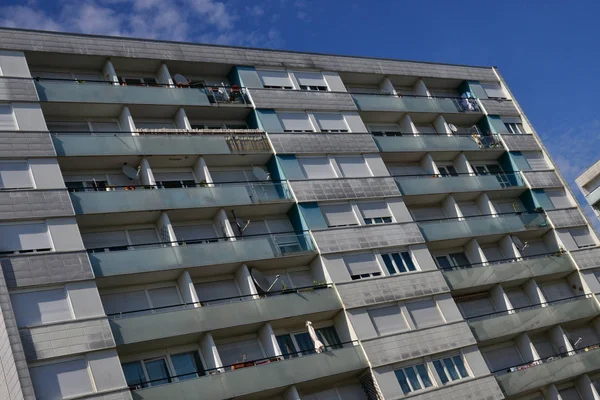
[[173, 224, 216, 241], [147, 287, 181, 308], [0, 161, 33, 189], [482, 82, 506, 99], [320, 203, 358, 227], [194, 280, 239, 303], [335, 156, 370, 177], [369, 305, 408, 335], [81, 231, 127, 249], [523, 152, 550, 170], [0, 105, 16, 131], [217, 339, 264, 366], [571, 227, 596, 248], [101, 290, 149, 315], [483, 344, 523, 372], [504, 288, 530, 309], [540, 281, 574, 301], [343, 253, 380, 276], [0, 223, 51, 252], [294, 71, 327, 87], [127, 229, 159, 246], [457, 296, 495, 318], [278, 112, 313, 132], [258, 70, 292, 87], [481, 246, 505, 262], [313, 113, 348, 131], [11, 289, 71, 327], [545, 189, 573, 209], [89, 121, 120, 132], [298, 157, 336, 179], [30, 359, 95, 399], [358, 202, 391, 219], [405, 299, 442, 328]]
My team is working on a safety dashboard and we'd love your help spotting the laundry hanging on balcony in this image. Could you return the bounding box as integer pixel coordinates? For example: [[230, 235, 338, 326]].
[[306, 321, 325, 353]]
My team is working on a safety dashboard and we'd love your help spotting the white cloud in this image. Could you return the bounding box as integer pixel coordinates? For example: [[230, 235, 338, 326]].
[[0, 0, 283, 47]]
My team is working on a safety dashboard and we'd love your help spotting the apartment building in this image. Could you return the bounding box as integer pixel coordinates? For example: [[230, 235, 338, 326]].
[[0, 27, 599, 400]]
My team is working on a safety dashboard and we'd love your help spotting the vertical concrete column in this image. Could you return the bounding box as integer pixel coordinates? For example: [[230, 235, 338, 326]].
[[515, 332, 539, 362], [420, 153, 440, 176], [414, 79, 430, 97], [523, 279, 546, 306], [283, 386, 301, 400], [549, 325, 574, 355], [442, 195, 461, 219], [399, 115, 417, 135], [235, 264, 258, 298], [193, 156, 213, 186], [214, 208, 236, 240], [476, 193, 496, 216], [102, 59, 119, 85], [490, 285, 511, 312], [577, 375, 600, 400], [501, 235, 522, 259], [158, 211, 177, 245], [119, 106, 136, 135], [174, 107, 191, 130], [200, 333, 223, 372], [379, 77, 397, 96], [465, 239, 485, 265], [177, 270, 200, 307], [543, 384, 560, 400], [453, 153, 474, 174], [156, 63, 174, 86], [138, 158, 155, 186], [433, 115, 451, 135], [258, 323, 281, 357]]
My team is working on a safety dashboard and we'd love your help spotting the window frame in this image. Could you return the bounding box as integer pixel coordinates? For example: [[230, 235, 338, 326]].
[[394, 362, 434, 395], [380, 251, 417, 275], [431, 354, 470, 385]]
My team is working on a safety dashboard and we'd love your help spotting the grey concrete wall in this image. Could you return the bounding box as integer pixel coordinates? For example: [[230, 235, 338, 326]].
[[291, 177, 401, 202], [0, 29, 498, 81], [480, 99, 519, 116], [312, 223, 424, 254], [335, 270, 449, 308], [500, 134, 541, 151], [1, 251, 93, 288], [268, 133, 378, 154], [0, 132, 55, 158], [20, 318, 114, 361], [250, 89, 357, 111], [0, 78, 38, 102], [0, 190, 73, 220]]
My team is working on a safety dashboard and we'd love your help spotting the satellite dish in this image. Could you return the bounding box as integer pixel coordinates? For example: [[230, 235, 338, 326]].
[[252, 166, 269, 181], [122, 164, 139, 180], [250, 268, 280, 293], [448, 124, 458, 133], [173, 74, 189, 85]]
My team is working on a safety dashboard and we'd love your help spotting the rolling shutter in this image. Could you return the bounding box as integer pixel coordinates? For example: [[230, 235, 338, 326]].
[[298, 157, 336, 179], [336, 156, 370, 177], [0, 161, 33, 188], [314, 113, 348, 132], [0, 105, 16, 131], [320, 203, 358, 227], [343, 253, 380, 276], [278, 112, 313, 132], [0, 223, 51, 252], [258, 70, 292, 87]]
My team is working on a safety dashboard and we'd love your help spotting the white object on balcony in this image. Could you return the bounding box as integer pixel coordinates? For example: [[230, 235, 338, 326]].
[[306, 321, 325, 353]]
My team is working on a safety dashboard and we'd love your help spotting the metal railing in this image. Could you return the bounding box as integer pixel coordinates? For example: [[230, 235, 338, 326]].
[[394, 171, 523, 188], [127, 340, 358, 391], [493, 339, 600, 374], [107, 283, 332, 319], [350, 90, 482, 112], [466, 293, 592, 322], [438, 251, 566, 271], [416, 210, 549, 229]]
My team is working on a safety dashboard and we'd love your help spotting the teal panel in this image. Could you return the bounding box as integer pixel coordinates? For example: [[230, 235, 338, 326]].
[[486, 115, 506, 134], [256, 109, 283, 132], [35, 81, 211, 106], [532, 189, 554, 210], [231, 66, 262, 88], [519, 190, 539, 212], [462, 80, 488, 99], [287, 205, 308, 232], [298, 203, 328, 230], [276, 155, 304, 180], [246, 110, 262, 130]]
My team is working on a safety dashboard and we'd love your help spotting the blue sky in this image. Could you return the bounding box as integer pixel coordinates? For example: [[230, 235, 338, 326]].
[[1, 0, 599, 223]]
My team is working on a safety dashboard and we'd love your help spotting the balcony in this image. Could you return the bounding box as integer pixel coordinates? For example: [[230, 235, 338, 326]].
[[89, 232, 317, 278], [396, 172, 525, 197], [34, 78, 251, 107], [51, 131, 271, 157], [352, 93, 482, 114], [586, 185, 600, 207], [467, 295, 599, 342], [129, 343, 367, 400], [442, 252, 576, 291], [418, 212, 549, 242], [69, 182, 292, 215], [374, 134, 503, 153], [109, 285, 341, 347], [496, 343, 600, 396]]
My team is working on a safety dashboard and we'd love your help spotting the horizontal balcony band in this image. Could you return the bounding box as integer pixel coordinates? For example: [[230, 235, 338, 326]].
[[417, 211, 549, 242], [498, 133, 540, 152], [396, 172, 525, 196], [89, 232, 316, 278], [375, 133, 503, 153], [129, 343, 367, 400], [521, 170, 562, 189], [0, 188, 74, 220], [496, 342, 600, 396], [33, 77, 251, 106], [109, 285, 340, 347], [69, 181, 292, 215], [289, 176, 401, 202], [467, 294, 598, 342], [442, 251, 575, 291], [570, 246, 600, 270], [352, 92, 483, 114], [249, 88, 357, 111], [268, 133, 379, 154]]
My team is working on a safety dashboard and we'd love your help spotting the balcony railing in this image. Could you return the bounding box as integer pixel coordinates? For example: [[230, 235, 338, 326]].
[[438, 251, 565, 272], [466, 293, 592, 322], [127, 341, 358, 391], [395, 171, 525, 194], [107, 283, 332, 319], [352, 92, 482, 113]]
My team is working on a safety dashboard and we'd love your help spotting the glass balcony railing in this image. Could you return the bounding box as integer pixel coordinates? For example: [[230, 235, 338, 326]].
[[395, 172, 524, 196], [352, 92, 481, 114], [418, 212, 549, 242], [374, 133, 503, 152]]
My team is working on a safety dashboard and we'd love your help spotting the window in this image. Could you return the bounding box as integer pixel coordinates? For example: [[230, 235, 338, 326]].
[[0, 161, 33, 189], [0, 222, 52, 255], [504, 288, 531, 309], [173, 223, 217, 244], [135, 121, 176, 130], [153, 171, 196, 188], [0, 105, 16, 131], [435, 253, 469, 269], [276, 327, 341, 358], [432, 355, 469, 384], [481, 82, 506, 99], [406, 299, 443, 329], [570, 227, 596, 249], [30, 358, 95, 399], [278, 112, 314, 132], [394, 363, 433, 395], [313, 113, 348, 132], [336, 156, 371, 177], [82, 228, 160, 252], [504, 122, 525, 134], [122, 351, 205, 389], [217, 338, 265, 367], [540, 281, 575, 302], [545, 189, 573, 209], [368, 124, 402, 136], [437, 165, 458, 177], [344, 253, 382, 280], [358, 201, 392, 225], [170, 352, 205, 381], [369, 305, 408, 336], [120, 76, 158, 86], [294, 71, 328, 91], [456, 293, 496, 319], [320, 203, 358, 228], [46, 121, 91, 134], [415, 124, 437, 135], [481, 246, 506, 263], [558, 387, 583, 400], [12, 288, 72, 327], [194, 279, 240, 305], [457, 202, 481, 217], [381, 252, 416, 274], [258, 70, 293, 89], [101, 285, 182, 315], [483, 343, 523, 372], [298, 157, 336, 179]]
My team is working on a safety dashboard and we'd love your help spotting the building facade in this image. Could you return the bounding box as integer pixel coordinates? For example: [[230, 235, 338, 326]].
[[577, 161, 600, 221], [0, 28, 599, 400]]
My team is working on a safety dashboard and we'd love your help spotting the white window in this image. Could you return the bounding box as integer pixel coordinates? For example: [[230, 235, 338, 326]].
[[278, 112, 314, 132], [394, 363, 433, 395], [313, 113, 348, 132], [335, 156, 371, 177], [11, 288, 72, 327], [369, 305, 408, 336], [298, 157, 336, 179], [320, 203, 358, 228], [358, 201, 392, 225], [481, 82, 506, 99], [381, 251, 417, 274], [406, 299, 443, 329], [194, 279, 240, 305], [344, 253, 382, 280], [173, 223, 217, 243], [432, 355, 470, 384], [217, 338, 265, 367], [483, 343, 523, 372], [294, 71, 328, 91], [30, 358, 95, 400], [0, 222, 52, 255], [0, 105, 16, 131], [523, 152, 550, 170], [545, 189, 573, 209], [258, 70, 293, 89], [570, 227, 596, 249], [0, 161, 33, 189]]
